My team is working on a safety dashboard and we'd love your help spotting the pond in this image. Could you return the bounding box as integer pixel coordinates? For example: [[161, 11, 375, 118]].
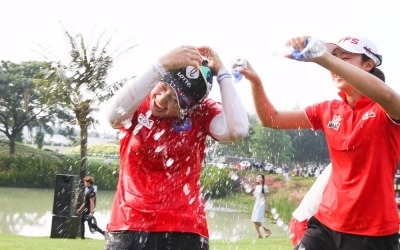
[[0, 187, 277, 241]]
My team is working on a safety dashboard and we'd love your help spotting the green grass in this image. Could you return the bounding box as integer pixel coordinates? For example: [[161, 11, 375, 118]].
[[0, 140, 64, 160], [0, 234, 293, 250]]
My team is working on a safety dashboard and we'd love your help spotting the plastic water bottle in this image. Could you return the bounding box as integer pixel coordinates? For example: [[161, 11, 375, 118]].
[[231, 56, 247, 82], [291, 37, 326, 60]]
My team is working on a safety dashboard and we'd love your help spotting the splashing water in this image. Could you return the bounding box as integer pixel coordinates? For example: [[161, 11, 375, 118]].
[[183, 184, 190, 195], [132, 124, 143, 135], [230, 173, 239, 181], [244, 184, 252, 193], [165, 158, 174, 167], [205, 199, 214, 210], [270, 207, 292, 235], [153, 129, 165, 140], [118, 131, 127, 140], [276, 218, 284, 227], [155, 146, 164, 153], [122, 119, 132, 130]]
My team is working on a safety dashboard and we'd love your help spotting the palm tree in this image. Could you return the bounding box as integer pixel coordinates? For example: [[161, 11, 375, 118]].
[[35, 27, 136, 206]]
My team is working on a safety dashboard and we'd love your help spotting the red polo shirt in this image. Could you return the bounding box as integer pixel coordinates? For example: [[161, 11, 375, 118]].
[[305, 92, 400, 235], [106, 97, 221, 238]]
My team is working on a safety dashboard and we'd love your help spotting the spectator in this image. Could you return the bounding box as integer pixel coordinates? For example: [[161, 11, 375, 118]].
[[251, 174, 272, 238], [76, 176, 105, 239]]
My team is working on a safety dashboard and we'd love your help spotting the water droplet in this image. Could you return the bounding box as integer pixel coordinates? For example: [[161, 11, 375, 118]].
[[230, 173, 239, 181], [183, 184, 190, 195], [153, 129, 165, 140], [205, 200, 214, 210], [165, 158, 174, 167], [155, 146, 164, 153], [117, 131, 127, 140], [244, 184, 252, 193], [132, 124, 142, 135], [122, 119, 132, 129], [276, 218, 284, 227]]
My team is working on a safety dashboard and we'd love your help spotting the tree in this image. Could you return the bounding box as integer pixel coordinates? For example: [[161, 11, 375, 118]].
[[0, 61, 66, 155], [34, 130, 45, 149], [211, 114, 255, 160], [250, 122, 294, 165], [35, 28, 136, 217], [288, 129, 329, 165], [211, 114, 294, 165], [58, 126, 78, 146]]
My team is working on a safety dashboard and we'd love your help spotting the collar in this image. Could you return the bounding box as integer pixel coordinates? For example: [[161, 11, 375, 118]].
[[338, 91, 374, 109]]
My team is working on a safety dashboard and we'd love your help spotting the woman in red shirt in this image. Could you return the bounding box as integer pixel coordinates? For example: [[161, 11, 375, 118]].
[[242, 35, 400, 249], [104, 46, 249, 250]]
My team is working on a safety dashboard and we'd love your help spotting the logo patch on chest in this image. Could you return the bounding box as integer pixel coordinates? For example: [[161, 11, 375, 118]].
[[173, 118, 192, 133], [327, 114, 342, 130], [138, 113, 154, 129]]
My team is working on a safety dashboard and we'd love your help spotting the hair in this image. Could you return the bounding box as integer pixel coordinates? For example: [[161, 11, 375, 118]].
[[361, 54, 385, 82], [84, 176, 94, 185], [257, 174, 266, 194]]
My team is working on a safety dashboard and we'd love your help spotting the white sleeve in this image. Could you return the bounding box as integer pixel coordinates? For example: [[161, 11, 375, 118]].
[[209, 69, 249, 142], [291, 163, 332, 222], [106, 62, 165, 129]]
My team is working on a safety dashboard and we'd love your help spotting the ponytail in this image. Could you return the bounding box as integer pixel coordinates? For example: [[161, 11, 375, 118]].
[[362, 54, 385, 82]]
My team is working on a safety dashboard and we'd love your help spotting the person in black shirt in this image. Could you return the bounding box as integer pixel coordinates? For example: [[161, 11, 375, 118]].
[[76, 176, 105, 239]]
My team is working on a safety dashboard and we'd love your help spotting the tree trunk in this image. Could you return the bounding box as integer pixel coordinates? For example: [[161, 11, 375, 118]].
[[76, 124, 89, 238], [79, 126, 88, 184], [9, 137, 16, 156]]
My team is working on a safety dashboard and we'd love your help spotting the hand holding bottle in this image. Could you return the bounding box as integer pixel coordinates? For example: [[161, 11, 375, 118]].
[[231, 56, 247, 82], [286, 37, 327, 60]]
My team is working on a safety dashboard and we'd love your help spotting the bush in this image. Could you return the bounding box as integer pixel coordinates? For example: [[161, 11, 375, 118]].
[[201, 166, 233, 199], [0, 154, 118, 190], [0, 154, 77, 188]]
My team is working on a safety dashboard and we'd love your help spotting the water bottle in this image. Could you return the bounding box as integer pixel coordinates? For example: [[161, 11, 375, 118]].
[[231, 56, 247, 82], [291, 37, 326, 60]]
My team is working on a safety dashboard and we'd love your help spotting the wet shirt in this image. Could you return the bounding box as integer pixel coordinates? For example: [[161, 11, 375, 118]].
[[107, 97, 221, 238], [305, 94, 400, 236]]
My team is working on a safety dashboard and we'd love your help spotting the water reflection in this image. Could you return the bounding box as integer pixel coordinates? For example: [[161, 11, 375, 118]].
[[0, 187, 255, 241]]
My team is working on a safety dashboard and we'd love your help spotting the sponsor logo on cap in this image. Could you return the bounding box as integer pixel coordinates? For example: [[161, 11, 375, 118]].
[[186, 66, 200, 79], [177, 66, 200, 88], [337, 37, 376, 58]]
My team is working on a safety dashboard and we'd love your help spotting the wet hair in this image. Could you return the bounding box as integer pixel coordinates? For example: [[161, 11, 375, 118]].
[[257, 174, 266, 194], [84, 176, 94, 185], [361, 54, 385, 82]]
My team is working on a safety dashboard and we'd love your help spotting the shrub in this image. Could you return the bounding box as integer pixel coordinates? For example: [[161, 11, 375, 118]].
[[0, 154, 118, 190], [201, 166, 233, 199]]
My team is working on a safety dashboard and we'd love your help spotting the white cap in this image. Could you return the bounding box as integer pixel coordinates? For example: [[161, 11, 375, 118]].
[[326, 36, 382, 66]]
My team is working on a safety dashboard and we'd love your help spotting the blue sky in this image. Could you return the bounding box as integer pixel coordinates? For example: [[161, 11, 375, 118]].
[[2, 0, 399, 131]]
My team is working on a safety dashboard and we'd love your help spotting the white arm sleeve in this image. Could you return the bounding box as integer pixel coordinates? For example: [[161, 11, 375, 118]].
[[106, 62, 165, 129], [209, 69, 249, 142], [292, 163, 332, 222]]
